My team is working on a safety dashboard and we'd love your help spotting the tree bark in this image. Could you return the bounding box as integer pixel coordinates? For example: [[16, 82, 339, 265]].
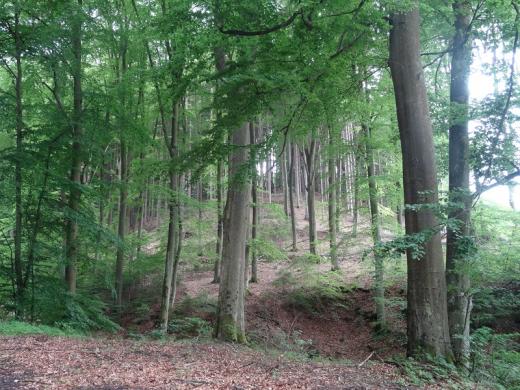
[[115, 141, 128, 308], [214, 159, 224, 283], [304, 139, 317, 255], [389, 5, 453, 358], [250, 124, 259, 283], [328, 128, 339, 271], [13, 4, 24, 317], [364, 125, 385, 327], [446, 0, 473, 364], [215, 123, 250, 343], [159, 102, 182, 333], [65, 0, 83, 294], [288, 142, 297, 252]]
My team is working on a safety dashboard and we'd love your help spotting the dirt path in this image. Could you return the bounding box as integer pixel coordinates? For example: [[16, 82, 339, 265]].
[[0, 335, 410, 389]]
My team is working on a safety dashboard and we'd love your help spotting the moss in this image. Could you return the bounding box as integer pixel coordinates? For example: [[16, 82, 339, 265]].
[[216, 315, 247, 344]]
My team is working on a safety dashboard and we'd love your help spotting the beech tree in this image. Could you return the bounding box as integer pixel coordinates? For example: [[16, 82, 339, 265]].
[[389, 4, 453, 358]]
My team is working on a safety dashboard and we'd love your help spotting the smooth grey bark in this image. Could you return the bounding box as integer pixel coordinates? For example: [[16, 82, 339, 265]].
[[159, 101, 182, 333], [115, 141, 128, 308], [288, 142, 297, 251], [13, 3, 24, 317], [65, 0, 83, 294], [389, 5, 453, 358], [249, 123, 259, 283], [364, 125, 385, 327], [328, 128, 339, 271], [304, 139, 318, 255], [215, 123, 250, 343], [281, 147, 289, 216], [213, 159, 224, 283], [446, 0, 473, 364]]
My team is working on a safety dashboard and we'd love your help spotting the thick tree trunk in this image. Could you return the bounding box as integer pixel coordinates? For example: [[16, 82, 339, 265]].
[[364, 125, 385, 327], [446, 0, 473, 364], [389, 5, 453, 358], [328, 128, 339, 270], [65, 0, 83, 294], [215, 123, 250, 343], [288, 143, 297, 252]]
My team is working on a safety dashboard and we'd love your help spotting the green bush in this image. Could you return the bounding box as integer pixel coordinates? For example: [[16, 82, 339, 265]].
[[470, 327, 520, 390], [168, 317, 211, 338], [274, 268, 348, 315], [0, 320, 81, 337]]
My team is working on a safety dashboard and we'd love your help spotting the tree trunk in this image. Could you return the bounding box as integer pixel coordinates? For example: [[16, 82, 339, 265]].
[[446, 0, 473, 364], [304, 140, 317, 255], [389, 5, 452, 358], [159, 102, 181, 333], [328, 128, 339, 270], [13, 4, 24, 317], [65, 0, 83, 294], [281, 147, 289, 216], [215, 123, 250, 343], [288, 142, 297, 251], [115, 141, 128, 308], [250, 125, 259, 283], [214, 159, 224, 283], [365, 125, 385, 327]]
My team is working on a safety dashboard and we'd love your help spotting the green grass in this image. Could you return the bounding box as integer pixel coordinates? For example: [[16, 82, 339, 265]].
[[0, 320, 83, 337]]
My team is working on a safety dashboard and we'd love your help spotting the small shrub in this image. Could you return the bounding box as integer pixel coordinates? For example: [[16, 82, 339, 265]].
[[470, 327, 520, 390], [168, 317, 211, 338]]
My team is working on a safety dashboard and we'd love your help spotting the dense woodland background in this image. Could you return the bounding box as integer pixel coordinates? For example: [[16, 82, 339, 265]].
[[0, 0, 519, 388]]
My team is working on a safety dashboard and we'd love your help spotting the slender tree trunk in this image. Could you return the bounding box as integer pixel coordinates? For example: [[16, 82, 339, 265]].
[[159, 102, 181, 333], [304, 140, 317, 255], [215, 123, 250, 343], [213, 159, 224, 283], [446, 0, 473, 364], [389, 5, 452, 358], [65, 0, 83, 294], [281, 148, 289, 216], [295, 145, 301, 208], [328, 128, 339, 271], [115, 141, 128, 308], [266, 152, 272, 203], [365, 125, 385, 327], [508, 183, 516, 210], [13, 5, 24, 317], [250, 125, 259, 283], [288, 142, 297, 251], [352, 148, 360, 238]]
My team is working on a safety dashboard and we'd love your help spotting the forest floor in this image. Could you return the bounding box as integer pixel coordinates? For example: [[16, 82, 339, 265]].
[[0, 199, 428, 389]]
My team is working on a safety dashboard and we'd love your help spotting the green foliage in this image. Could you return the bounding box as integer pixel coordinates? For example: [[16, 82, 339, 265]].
[[0, 321, 82, 337], [470, 327, 520, 390], [274, 267, 349, 315], [168, 317, 212, 339], [393, 355, 463, 388], [250, 238, 287, 263]]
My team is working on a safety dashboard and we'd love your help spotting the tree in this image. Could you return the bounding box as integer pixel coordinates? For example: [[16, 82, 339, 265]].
[[215, 123, 250, 342], [389, 4, 452, 358], [64, 0, 84, 294], [446, 0, 473, 364]]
